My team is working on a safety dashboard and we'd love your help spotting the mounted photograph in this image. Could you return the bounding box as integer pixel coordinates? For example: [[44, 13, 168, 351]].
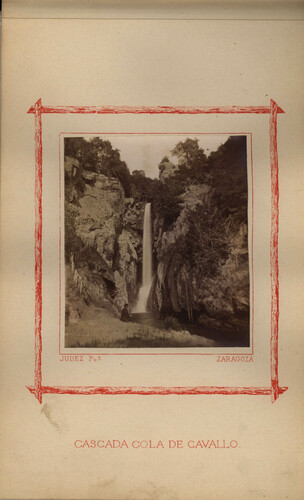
[[63, 133, 251, 348]]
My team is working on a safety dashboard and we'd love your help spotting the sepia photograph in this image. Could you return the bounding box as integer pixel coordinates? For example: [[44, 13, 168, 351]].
[[2, 2, 304, 497], [64, 134, 250, 348]]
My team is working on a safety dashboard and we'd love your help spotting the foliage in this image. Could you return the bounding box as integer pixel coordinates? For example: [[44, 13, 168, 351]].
[[158, 156, 170, 174], [64, 137, 132, 196], [183, 200, 231, 277], [171, 138, 202, 166], [64, 202, 82, 260], [164, 315, 183, 331], [130, 169, 154, 202], [150, 178, 182, 227], [150, 138, 211, 229], [152, 135, 249, 326], [208, 135, 248, 221], [171, 138, 209, 182]]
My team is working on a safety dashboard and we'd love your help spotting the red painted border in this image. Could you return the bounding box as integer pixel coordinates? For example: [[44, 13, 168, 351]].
[[269, 100, 280, 402], [34, 99, 43, 404], [28, 104, 285, 115], [27, 385, 288, 396], [28, 100, 284, 403], [59, 132, 254, 356]]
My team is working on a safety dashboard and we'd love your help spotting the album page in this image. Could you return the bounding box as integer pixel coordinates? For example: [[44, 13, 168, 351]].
[[1, 1, 304, 499]]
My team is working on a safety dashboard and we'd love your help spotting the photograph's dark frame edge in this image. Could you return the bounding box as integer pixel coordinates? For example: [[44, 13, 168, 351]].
[[60, 131, 253, 355]]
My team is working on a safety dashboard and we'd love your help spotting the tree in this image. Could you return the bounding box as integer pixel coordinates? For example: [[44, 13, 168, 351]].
[[184, 200, 231, 276], [149, 178, 181, 228], [170, 138, 209, 185], [208, 135, 248, 222], [171, 138, 201, 166], [171, 138, 207, 167], [132, 170, 146, 177], [64, 137, 132, 196]]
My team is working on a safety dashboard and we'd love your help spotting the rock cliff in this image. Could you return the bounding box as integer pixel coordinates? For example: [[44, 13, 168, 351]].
[[151, 184, 249, 332], [65, 160, 144, 324]]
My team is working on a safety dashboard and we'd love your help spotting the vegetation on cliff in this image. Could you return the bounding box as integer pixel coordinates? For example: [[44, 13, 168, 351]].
[[151, 136, 249, 336], [64, 138, 145, 326]]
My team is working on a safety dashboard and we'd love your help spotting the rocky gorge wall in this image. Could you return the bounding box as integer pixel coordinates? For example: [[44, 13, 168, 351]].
[[150, 184, 250, 333], [65, 159, 145, 325]]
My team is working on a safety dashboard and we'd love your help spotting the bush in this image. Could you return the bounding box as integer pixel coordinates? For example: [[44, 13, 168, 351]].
[[164, 315, 183, 331], [65, 202, 82, 260]]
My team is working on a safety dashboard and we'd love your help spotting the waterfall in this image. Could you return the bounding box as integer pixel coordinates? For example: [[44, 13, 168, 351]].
[[134, 203, 153, 313]]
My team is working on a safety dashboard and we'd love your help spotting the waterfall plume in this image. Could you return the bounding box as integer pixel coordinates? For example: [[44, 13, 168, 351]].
[[133, 203, 153, 312]]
